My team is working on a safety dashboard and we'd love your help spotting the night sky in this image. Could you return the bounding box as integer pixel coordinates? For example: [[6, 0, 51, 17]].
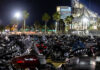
[[0, 0, 99, 25]]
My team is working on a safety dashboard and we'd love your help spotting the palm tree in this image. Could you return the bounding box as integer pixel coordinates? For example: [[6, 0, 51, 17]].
[[53, 12, 60, 33], [49, 23, 55, 30], [42, 13, 51, 34], [59, 19, 65, 33], [65, 15, 73, 30], [23, 11, 29, 31], [34, 20, 41, 31]]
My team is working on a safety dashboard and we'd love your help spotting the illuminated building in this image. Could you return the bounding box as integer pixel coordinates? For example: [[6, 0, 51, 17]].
[[56, 6, 72, 32], [71, 0, 98, 31]]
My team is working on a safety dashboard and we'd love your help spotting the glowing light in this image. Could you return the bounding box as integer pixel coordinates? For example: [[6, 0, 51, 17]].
[[83, 17, 89, 23], [93, 26, 97, 29], [14, 12, 21, 19], [17, 60, 24, 63], [90, 61, 96, 66]]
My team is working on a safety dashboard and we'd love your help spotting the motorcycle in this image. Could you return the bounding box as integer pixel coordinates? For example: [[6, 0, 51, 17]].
[[9, 41, 56, 70], [51, 40, 70, 62], [58, 48, 100, 70]]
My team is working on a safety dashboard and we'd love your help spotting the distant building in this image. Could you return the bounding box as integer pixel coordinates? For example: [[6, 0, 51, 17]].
[[71, 0, 98, 31], [57, 6, 72, 19], [56, 6, 72, 33]]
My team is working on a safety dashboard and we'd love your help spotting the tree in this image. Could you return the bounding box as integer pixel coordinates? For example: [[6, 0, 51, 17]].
[[8, 24, 13, 31], [34, 20, 41, 31], [0, 24, 5, 32], [65, 15, 73, 30], [10, 18, 18, 31], [59, 19, 65, 33], [23, 11, 29, 31], [49, 23, 55, 30], [53, 12, 60, 33], [42, 13, 51, 33], [5, 23, 15, 32], [97, 18, 100, 27]]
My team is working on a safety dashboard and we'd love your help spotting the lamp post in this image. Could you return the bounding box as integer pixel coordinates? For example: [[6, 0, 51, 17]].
[[14, 12, 21, 32], [55, 22, 57, 33]]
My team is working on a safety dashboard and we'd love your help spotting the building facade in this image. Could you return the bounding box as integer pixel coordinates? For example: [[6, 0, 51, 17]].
[[56, 6, 72, 32], [71, 0, 98, 31]]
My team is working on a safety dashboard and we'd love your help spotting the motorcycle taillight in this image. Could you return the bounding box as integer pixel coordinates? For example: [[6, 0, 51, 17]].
[[17, 60, 24, 63], [44, 46, 47, 49], [41, 44, 44, 46], [36, 44, 40, 47], [39, 50, 43, 53]]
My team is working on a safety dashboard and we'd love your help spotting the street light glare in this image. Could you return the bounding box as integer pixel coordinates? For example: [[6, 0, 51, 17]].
[[14, 12, 21, 19]]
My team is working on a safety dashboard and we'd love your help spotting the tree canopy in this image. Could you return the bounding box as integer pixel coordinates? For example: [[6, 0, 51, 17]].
[[53, 12, 60, 22], [42, 13, 51, 22]]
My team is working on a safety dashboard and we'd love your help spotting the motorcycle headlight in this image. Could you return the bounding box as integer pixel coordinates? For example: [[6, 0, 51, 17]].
[[24, 58, 37, 61], [65, 58, 69, 62], [96, 56, 100, 62], [90, 61, 96, 66], [80, 61, 86, 65]]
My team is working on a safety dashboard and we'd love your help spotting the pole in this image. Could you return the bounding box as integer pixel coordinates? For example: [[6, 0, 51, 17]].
[[24, 19, 26, 32], [55, 22, 58, 34], [15, 18, 18, 34], [45, 22, 47, 34]]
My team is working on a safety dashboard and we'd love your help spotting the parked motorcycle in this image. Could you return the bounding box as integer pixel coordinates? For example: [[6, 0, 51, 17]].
[[9, 40, 56, 70], [58, 48, 100, 70]]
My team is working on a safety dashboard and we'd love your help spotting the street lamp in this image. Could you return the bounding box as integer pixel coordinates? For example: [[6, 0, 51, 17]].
[[14, 12, 21, 19], [14, 12, 22, 32]]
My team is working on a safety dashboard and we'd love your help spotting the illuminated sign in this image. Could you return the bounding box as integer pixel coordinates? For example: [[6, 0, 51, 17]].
[[57, 6, 72, 19]]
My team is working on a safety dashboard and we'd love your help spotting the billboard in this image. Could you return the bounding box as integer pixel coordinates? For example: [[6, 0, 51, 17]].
[[57, 6, 72, 19]]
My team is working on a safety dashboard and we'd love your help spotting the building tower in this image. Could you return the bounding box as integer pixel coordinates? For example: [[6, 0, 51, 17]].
[[71, 0, 84, 17]]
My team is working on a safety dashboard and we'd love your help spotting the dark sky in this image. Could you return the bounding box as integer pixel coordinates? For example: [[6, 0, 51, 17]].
[[0, 0, 99, 25], [80, 0, 100, 15]]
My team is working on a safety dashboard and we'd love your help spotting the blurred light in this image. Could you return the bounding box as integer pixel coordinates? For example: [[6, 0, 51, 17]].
[[80, 61, 86, 65], [93, 26, 97, 29], [14, 12, 21, 19], [57, 6, 60, 12], [17, 60, 24, 63], [96, 57, 100, 62], [90, 61, 96, 66], [83, 17, 89, 23]]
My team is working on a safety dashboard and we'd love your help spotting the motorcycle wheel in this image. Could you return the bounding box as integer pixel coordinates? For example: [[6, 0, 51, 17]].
[[45, 63, 56, 70], [51, 51, 62, 61]]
